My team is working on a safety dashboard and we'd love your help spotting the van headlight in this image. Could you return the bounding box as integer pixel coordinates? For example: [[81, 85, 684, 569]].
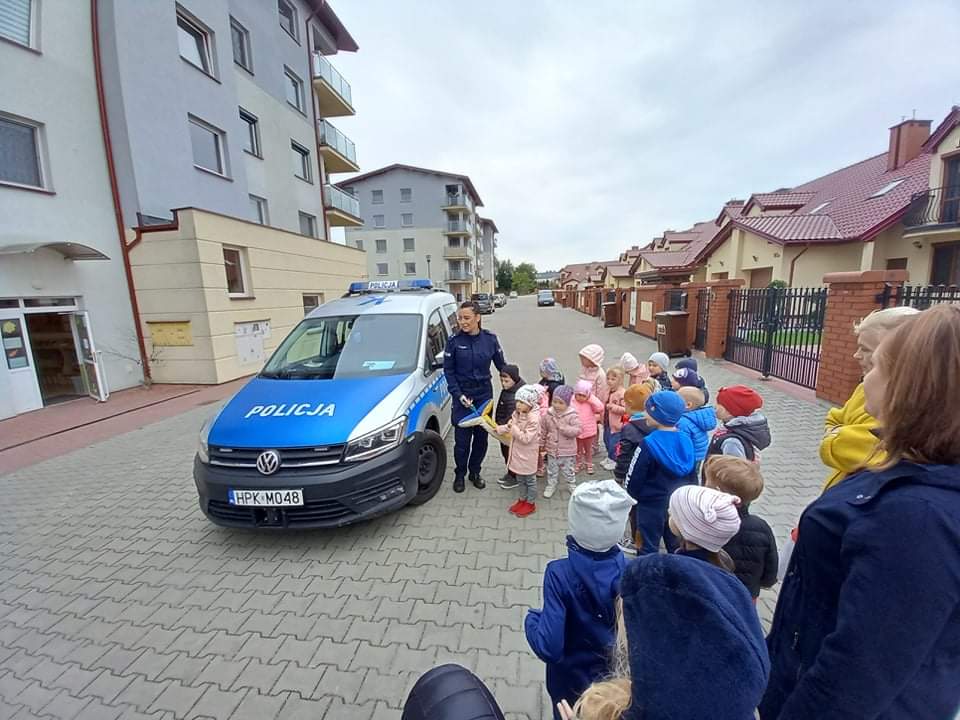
[[197, 416, 213, 464], [344, 417, 406, 462]]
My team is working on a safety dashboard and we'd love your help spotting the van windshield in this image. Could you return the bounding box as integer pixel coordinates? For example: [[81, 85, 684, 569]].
[[261, 314, 422, 380]]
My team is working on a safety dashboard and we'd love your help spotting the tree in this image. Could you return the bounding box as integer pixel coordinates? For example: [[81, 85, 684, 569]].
[[512, 262, 538, 295], [496, 259, 514, 293]]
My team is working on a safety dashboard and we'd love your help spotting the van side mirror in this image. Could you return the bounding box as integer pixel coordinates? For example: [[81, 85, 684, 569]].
[[430, 351, 444, 370]]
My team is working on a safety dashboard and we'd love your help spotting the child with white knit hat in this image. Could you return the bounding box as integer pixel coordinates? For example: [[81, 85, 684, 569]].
[[668, 485, 742, 572]]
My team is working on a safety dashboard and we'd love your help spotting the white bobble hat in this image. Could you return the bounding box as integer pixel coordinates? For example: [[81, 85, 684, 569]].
[[669, 485, 742, 552]]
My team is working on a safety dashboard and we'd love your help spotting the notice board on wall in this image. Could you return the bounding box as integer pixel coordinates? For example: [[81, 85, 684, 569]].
[[235, 320, 271, 365]]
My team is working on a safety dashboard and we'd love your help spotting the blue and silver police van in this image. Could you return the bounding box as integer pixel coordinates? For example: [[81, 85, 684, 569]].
[[193, 279, 457, 528]]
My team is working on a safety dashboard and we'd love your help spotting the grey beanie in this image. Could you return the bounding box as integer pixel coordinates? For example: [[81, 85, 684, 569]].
[[648, 352, 670, 372], [569, 480, 637, 552]]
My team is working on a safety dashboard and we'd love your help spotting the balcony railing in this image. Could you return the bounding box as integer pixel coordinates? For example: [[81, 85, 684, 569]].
[[324, 184, 360, 218], [318, 120, 357, 164], [443, 192, 471, 209], [446, 270, 474, 281], [903, 186, 960, 228], [443, 243, 470, 258], [313, 54, 353, 107], [446, 219, 471, 233]]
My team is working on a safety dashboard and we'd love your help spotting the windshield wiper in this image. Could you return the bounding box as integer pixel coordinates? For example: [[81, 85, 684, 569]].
[[260, 368, 291, 379]]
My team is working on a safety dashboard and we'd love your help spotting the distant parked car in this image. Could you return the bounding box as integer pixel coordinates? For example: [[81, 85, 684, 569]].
[[471, 293, 494, 314], [537, 289, 555, 307], [493, 293, 506, 307], [510, 291, 518, 299]]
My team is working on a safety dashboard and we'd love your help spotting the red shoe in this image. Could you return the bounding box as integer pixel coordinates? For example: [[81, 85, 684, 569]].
[[514, 501, 536, 518], [509, 499, 525, 514]]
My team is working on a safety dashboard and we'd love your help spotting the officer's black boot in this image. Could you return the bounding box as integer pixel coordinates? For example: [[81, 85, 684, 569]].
[[453, 475, 465, 493], [469, 473, 485, 490]]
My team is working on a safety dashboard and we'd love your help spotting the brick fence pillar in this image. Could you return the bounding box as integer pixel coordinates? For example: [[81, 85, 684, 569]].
[[703, 279, 746, 359], [815, 270, 908, 405]]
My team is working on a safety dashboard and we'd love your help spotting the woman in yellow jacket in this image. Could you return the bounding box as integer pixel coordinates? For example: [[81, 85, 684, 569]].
[[820, 306, 918, 491]]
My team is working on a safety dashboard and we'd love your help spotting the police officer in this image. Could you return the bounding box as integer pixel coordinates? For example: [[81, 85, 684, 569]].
[[443, 301, 507, 493]]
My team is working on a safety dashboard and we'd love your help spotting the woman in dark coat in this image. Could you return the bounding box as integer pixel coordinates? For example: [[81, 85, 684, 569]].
[[443, 301, 506, 493], [761, 305, 960, 720]]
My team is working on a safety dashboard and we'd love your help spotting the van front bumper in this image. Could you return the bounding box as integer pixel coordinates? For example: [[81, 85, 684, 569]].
[[193, 436, 421, 529]]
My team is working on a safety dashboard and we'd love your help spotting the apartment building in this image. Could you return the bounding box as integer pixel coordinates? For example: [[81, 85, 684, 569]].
[[97, 0, 366, 384], [0, 0, 140, 419], [476, 217, 498, 293], [339, 164, 490, 300]]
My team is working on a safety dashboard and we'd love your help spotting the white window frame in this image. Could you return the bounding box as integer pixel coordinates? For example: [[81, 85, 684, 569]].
[[0, 112, 48, 191], [373, 214, 385, 228], [0, 0, 37, 49], [188, 115, 228, 178], [291, 140, 312, 182], [376, 262, 388, 276], [284, 66, 306, 113], [400, 188, 412, 203], [239, 108, 261, 158], [401, 213, 414, 227], [375, 238, 387, 254], [249, 194, 268, 225], [371, 189, 383, 205], [302, 293, 324, 315], [299, 211, 318, 238], [403, 237, 415, 252], [278, 0, 298, 42], [404, 261, 416, 275], [230, 17, 252, 73], [222, 246, 251, 297], [176, 6, 216, 78]]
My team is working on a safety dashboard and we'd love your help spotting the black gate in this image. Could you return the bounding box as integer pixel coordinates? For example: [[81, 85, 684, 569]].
[[725, 286, 826, 389], [877, 283, 960, 309], [694, 288, 710, 350]]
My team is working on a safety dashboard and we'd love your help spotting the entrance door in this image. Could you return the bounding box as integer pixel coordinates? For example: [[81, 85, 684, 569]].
[[942, 156, 960, 224], [749, 267, 774, 288], [0, 311, 42, 416], [71, 311, 108, 402]]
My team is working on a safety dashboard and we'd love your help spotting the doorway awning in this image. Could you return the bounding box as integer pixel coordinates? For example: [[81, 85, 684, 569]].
[[0, 241, 110, 260]]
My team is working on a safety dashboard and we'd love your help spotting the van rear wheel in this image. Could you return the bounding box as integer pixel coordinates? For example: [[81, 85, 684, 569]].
[[408, 430, 446, 506]]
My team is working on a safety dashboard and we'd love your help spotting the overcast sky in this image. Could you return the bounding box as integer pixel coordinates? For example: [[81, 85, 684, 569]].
[[330, 1, 959, 270]]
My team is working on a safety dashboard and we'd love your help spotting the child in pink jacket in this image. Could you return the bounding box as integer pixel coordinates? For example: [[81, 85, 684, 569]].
[[572, 380, 604, 475], [540, 384, 581, 499], [497, 385, 542, 518], [602, 367, 626, 471], [579, 344, 608, 457]]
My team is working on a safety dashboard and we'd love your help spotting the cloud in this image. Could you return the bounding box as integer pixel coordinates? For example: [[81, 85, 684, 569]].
[[330, 0, 959, 268]]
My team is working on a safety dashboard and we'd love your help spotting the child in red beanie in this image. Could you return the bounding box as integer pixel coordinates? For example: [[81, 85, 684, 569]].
[[706, 385, 771, 465]]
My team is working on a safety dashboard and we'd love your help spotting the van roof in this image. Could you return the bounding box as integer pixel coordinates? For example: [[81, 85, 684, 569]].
[[308, 290, 456, 318]]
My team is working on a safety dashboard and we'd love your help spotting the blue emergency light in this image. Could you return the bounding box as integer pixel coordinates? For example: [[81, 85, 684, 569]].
[[346, 279, 434, 295]]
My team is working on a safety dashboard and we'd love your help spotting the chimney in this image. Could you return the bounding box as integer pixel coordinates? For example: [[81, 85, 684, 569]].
[[887, 118, 931, 171]]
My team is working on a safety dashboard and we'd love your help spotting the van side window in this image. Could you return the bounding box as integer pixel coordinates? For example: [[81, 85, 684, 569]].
[[444, 303, 458, 334], [426, 309, 448, 366]]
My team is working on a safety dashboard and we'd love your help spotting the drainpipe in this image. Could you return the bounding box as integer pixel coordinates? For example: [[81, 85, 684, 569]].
[[306, 5, 333, 243], [90, 0, 151, 383], [788, 243, 811, 287]]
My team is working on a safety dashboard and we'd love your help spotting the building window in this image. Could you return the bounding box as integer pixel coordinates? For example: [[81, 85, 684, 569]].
[[868, 179, 906, 199], [343, 186, 355, 197], [0, 114, 43, 188], [278, 0, 298, 42], [291, 141, 311, 182], [230, 17, 252, 73], [371, 189, 383, 204], [403, 237, 415, 252], [177, 7, 215, 77], [188, 115, 227, 176], [401, 213, 413, 227], [239, 108, 261, 157], [375, 238, 387, 253], [400, 188, 412, 203], [303, 293, 324, 315], [373, 214, 385, 228], [284, 67, 305, 113], [0, 0, 33, 47], [249, 195, 268, 224], [931, 243, 960, 286], [222, 247, 249, 296], [354, 238, 364, 251], [404, 262, 416, 275], [885, 257, 908, 271], [376, 263, 388, 276], [299, 212, 318, 238]]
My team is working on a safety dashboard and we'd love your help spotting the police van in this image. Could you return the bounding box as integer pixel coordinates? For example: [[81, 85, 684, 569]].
[[194, 279, 457, 528]]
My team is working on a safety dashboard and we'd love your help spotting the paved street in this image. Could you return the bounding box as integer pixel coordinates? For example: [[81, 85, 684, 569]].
[[0, 296, 832, 720]]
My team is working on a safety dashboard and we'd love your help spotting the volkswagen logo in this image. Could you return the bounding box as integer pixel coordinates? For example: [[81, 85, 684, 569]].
[[256, 450, 280, 475]]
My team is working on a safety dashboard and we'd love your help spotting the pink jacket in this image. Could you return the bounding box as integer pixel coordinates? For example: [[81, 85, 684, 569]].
[[572, 394, 604, 439], [578, 366, 609, 403], [541, 406, 581, 457], [606, 387, 626, 432], [506, 407, 542, 476]]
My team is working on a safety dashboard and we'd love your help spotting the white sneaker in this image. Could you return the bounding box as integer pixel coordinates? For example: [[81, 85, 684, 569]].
[[618, 536, 638, 555], [600, 458, 616, 471], [543, 485, 556, 499]]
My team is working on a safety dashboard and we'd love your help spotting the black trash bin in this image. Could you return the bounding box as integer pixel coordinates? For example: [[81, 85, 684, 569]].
[[655, 310, 690, 357]]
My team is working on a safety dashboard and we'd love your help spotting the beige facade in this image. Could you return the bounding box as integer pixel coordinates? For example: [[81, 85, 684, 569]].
[[130, 209, 366, 384]]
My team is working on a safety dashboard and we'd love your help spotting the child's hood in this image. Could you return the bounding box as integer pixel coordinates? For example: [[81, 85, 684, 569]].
[[549, 405, 578, 419], [725, 412, 771, 450], [566, 537, 625, 626], [645, 430, 695, 477], [682, 406, 718, 433]]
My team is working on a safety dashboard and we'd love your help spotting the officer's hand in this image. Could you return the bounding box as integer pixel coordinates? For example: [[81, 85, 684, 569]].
[[459, 395, 472, 408]]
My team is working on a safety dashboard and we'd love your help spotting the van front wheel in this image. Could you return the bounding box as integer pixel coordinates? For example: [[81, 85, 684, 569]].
[[408, 430, 446, 506]]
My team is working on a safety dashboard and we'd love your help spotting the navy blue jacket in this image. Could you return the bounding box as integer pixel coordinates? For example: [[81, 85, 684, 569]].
[[760, 461, 960, 720], [614, 413, 654, 480], [525, 537, 626, 719], [443, 329, 506, 420], [677, 405, 717, 462], [626, 429, 695, 500]]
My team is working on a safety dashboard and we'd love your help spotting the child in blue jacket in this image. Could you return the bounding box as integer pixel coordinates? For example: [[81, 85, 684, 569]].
[[626, 391, 695, 554], [524, 479, 636, 720], [676, 385, 717, 482]]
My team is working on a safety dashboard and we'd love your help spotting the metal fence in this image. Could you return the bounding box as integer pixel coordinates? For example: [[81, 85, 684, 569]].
[[694, 288, 710, 350], [877, 284, 960, 309], [725, 286, 827, 389], [664, 288, 688, 311]]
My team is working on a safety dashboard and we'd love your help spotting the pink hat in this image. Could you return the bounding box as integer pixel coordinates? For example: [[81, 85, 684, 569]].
[[668, 486, 742, 552], [574, 379, 593, 395], [579, 344, 605, 367]]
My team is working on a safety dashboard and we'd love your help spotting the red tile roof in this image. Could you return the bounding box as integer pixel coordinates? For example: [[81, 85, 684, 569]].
[[922, 106, 960, 153], [735, 214, 841, 243], [742, 192, 815, 214], [640, 220, 720, 269], [604, 262, 634, 278]]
